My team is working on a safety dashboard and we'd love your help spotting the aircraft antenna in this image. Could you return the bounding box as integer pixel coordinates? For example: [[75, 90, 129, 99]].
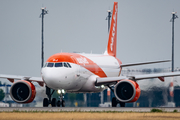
[[170, 12, 178, 72], [40, 7, 48, 68]]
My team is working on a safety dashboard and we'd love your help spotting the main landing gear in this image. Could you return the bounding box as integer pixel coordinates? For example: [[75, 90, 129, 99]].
[[108, 86, 126, 107], [43, 86, 65, 107], [111, 97, 125, 107]]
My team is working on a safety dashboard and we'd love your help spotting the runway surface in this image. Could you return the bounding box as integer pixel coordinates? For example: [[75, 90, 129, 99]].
[[0, 107, 180, 112]]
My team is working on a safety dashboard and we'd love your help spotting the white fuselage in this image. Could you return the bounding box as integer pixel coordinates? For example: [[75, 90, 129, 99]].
[[41, 2, 120, 93], [41, 53, 121, 93]]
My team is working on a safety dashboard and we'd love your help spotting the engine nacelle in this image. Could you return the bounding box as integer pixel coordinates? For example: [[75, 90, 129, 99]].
[[10, 80, 36, 103], [114, 80, 140, 103]]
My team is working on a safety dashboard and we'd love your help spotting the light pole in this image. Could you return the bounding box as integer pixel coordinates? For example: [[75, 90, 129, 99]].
[[170, 12, 178, 72], [40, 7, 48, 68], [106, 10, 112, 32], [106, 9, 112, 103]]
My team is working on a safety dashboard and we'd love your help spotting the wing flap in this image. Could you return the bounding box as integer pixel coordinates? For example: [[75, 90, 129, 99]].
[[121, 60, 170, 67], [95, 76, 127, 86], [129, 72, 180, 80], [0, 74, 30, 80], [0, 74, 44, 87], [96, 72, 180, 86]]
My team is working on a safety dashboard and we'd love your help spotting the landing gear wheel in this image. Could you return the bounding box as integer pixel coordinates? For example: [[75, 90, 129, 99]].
[[43, 86, 55, 107], [112, 97, 117, 107], [51, 98, 56, 107], [120, 102, 125, 107], [43, 98, 49, 107], [62, 100, 65, 107], [57, 100, 60, 107]]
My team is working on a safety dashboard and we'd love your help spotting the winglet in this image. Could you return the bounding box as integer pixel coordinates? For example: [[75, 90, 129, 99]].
[[107, 2, 118, 57], [7, 78, 14, 83], [158, 77, 165, 82]]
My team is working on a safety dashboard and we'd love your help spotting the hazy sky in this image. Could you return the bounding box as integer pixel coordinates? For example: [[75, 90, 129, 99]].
[[0, 0, 180, 78]]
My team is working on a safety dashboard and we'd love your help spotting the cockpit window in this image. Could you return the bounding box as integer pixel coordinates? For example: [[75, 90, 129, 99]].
[[63, 62, 68, 68], [44, 63, 48, 67], [44, 62, 71, 68], [66, 63, 71, 68], [47, 63, 54, 67], [55, 63, 63, 67]]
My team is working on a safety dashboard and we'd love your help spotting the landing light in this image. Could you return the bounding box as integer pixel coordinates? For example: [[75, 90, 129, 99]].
[[57, 89, 65, 94], [57, 89, 61, 94], [62, 89, 65, 94], [101, 85, 105, 88]]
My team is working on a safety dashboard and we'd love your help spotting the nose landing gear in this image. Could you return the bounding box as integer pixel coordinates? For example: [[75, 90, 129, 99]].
[[57, 93, 65, 107], [43, 86, 66, 107]]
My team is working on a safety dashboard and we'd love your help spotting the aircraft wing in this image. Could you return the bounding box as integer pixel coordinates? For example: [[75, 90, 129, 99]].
[[95, 72, 180, 86], [0, 74, 44, 87], [121, 60, 170, 67]]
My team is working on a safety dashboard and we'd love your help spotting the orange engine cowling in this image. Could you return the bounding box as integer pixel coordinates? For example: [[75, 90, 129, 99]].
[[114, 80, 140, 103], [10, 80, 36, 103]]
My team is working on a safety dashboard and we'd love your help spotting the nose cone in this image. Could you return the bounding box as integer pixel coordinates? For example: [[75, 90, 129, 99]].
[[42, 68, 59, 86], [41, 67, 76, 90]]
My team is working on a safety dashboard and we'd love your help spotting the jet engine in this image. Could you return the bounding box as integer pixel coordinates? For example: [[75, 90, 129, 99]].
[[114, 80, 140, 103], [10, 80, 36, 103]]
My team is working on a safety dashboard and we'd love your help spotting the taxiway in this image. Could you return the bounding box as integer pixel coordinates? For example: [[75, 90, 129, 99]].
[[0, 107, 180, 112]]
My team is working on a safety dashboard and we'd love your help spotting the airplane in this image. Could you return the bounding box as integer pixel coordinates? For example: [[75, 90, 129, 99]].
[[0, 2, 180, 107]]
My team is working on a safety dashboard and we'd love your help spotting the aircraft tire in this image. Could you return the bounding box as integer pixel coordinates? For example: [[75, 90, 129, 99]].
[[57, 100, 60, 107], [51, 98, 57, 107], [112, 97, 117, 107], [120, 102, 125, 107], [62, 100, 65, 107], [43, 98, 49, 107]]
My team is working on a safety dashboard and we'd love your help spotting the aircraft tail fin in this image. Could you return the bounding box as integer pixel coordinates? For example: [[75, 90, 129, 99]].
[[107, 2, 118, 57]]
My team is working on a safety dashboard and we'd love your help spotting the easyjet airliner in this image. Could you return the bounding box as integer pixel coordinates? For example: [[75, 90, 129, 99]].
[[1, 2, 180, 107]]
